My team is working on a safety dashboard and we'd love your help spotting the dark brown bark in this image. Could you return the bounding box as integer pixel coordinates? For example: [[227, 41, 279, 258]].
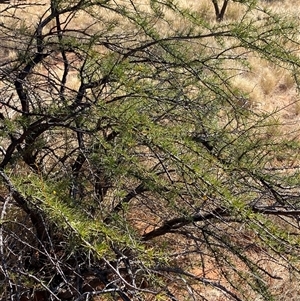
[[212, 0, 230, 22]]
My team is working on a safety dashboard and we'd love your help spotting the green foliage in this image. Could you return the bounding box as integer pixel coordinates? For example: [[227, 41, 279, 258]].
[[0, 0, 300, 300]]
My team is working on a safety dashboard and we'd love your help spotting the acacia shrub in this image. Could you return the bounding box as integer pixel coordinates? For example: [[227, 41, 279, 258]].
[[0, 0, 299, 300]]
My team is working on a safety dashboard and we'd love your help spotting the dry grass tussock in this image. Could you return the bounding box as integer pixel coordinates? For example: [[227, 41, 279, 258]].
[[1, 0, 298, 121]]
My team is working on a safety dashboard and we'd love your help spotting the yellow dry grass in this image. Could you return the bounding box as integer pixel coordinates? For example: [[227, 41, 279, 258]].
[[1, 0, 297, 120]]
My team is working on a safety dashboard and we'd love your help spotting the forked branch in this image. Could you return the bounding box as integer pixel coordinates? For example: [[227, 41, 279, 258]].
[[142, 205, 300, 241]]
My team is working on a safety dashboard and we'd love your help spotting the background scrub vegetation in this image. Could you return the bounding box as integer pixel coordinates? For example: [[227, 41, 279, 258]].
[[0, 0, 300, 300]]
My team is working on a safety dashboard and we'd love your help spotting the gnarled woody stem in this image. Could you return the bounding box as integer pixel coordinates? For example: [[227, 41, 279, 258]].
[[0, 170, 47, 242], [142, 205, 300, 241]]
